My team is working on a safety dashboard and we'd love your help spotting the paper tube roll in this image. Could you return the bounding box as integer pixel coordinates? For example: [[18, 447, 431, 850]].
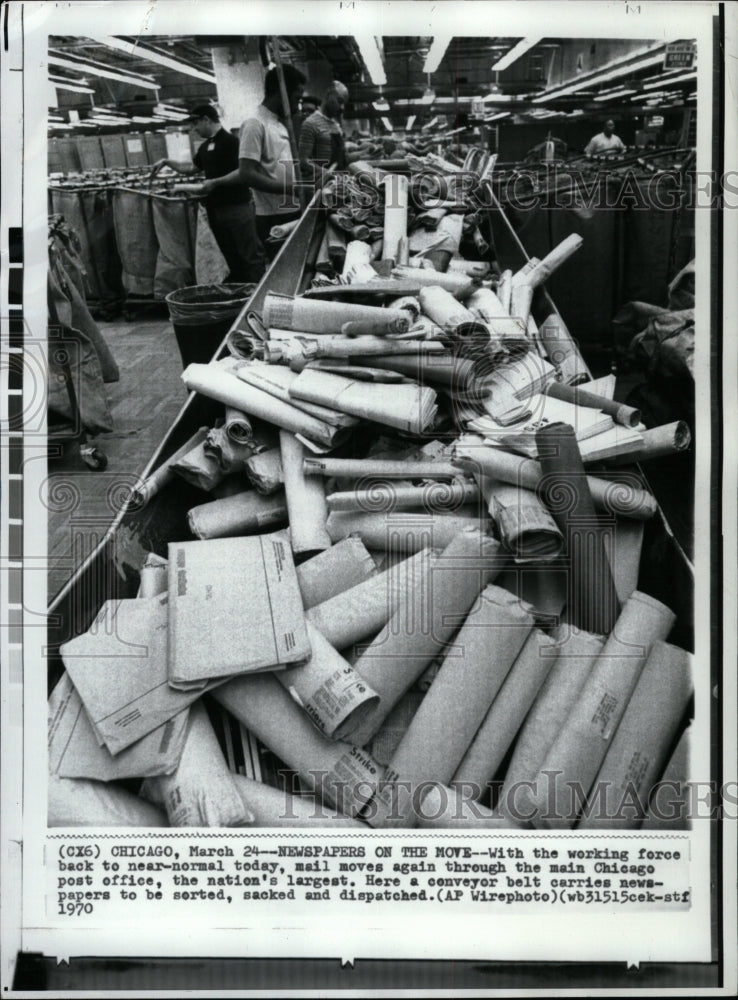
[[466, 286, 509, 321], [544, 381, 641, 429], [326, 481, 480, 513], [276, 623, 380, 740], [231, 775, 365, 826], [413, 784, 519, 829], [304, 457, 461, 479], [449, 259, 491, 278], [296, 536, 376, 609], [602, 421, 691, 465], [382, 174, 409, 263], [391, 265, 475, 298], [342, 240, 377, 283], [326, 510, 489, 553], [137, 552, 169, 598], [526, 234, 584, 289], [245, 447, 283, 494], [280, 431, 331, 555], [141, 702, 252, 827], [641, 726, 691, 830], [578, 640, 692, 829], [262, 293, 410, 337], [418, 285, 475, 330], [306, 548, 431, 649], [359, 353, 479, 394], [48, 775, 168, 828], [499, 628, 603, 823], [224, 406, 254, 445], [187, 490, 287, 540], [349, 530, 502, 746], [453, 439, 658, 520], [451, 630, 558, 796], [213, 674, 384, 816], [369, 690, 424, 766], [529, 590, 676, 829], [536, 422, 620, 634], [235, 363, 359, 428], [612, 519, 645, 604], [478, 476, 562, 562], [171, 439, 225, 492], [132, 428, 209, 506], [510, 282, 534, 327], [538, 314, 589, 385], [367, 586, 535, 828], [182, 364, 345, 450]]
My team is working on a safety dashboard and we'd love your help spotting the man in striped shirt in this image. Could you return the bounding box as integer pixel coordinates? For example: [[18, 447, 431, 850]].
[[298, 82, 350, 185]]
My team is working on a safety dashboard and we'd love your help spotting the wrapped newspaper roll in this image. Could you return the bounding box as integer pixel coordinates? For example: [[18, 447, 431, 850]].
[[170, 438, 225, 492], [448, 259, 491, 278], [510, 282, 534, 327], [578, 640, 692, 829], [187, 490, 287, 540], [382, 174, 409, 264], [367, 586, 535, 827], [478, 475, 562, 562], [357, 353, 479, 394], [296, 536, 376, 609], [498, 627, 603, 823], [204, 426, 255, 473], [280, 431, 331, 555], [418, 285, 475, 331], [529, 590, 676, 829], [245, 447, 283, 494], [451, 630, 557, 797], [289, 367, 438, 435], [48, 775, 168, 828], [496, 269, 513, 312], [536, 422, 620, 634], [602, 421, 691, 465], [277, 623, 380, 740], [526, 234, 583, 289], [231, 775, 365, 827], [453, 437, 658, 520], [236, 363, 359, 428], [141, 702, 252, 827], [182, 363, 345, 451], [641, 726, 690, 830], [262, 292, 410, 337], [132, 428, 209, 506], [538, 313, 589, 385], [326, 510, 488, 553], [466, 285, 509, 320], [413, 784, 519, 829], [213, 674, 384, 816], [544, 381, 641, 429], [306, 548, 430, 649], [391, 265, 474, 298], [342, 240, 377, 283], [224, 406, 254, 445], [612, 519, 645, 604], [304, 456, 461, 480], [326, 481, 480, 513], [137, 552, 169, 598], [349, 530, 502, 746]]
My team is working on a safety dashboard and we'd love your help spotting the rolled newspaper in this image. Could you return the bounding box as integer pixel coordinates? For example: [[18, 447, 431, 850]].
[[578, 640, 692, 829], [296, 536, 376, 609], [382, 174, 409, 264], [303, 456, 461, 480], [510, 282, 534, 327], [231, 775, 365, 827], [48, 775, 167, 828], [342, 240, 377, 283], [544, 381, 641, 429], [137, 552, 169, 598], [349, 530, 502, 746], [262, 293, 410, 337], [641, 726, 690, 830], [280, 431, 331, 555], [213, 673, 384, 816], [497, 269, 513, 312], [326, 510, 489, 553], [367, 585, 535, 827], [235, 363, 359, 429], [170, 438, 225, 492], [413, 784, 519, 829], [418, 285, 476, 331], [224, 406, 254, 445], [391, 265, 475, 298], [451, 630, 558, 797], [537, 313, 589, 385], [326, 481, 480, 513], [132, 428, 209, 506], [478, 475, 562, 562], [526, 234, 584, 289], [602, 421, 691, 465], [245, 447, 283, 494], [187, 490, 287, 540], [611, 519, 645, 604], [529, 590, 676, 829], [140, 702, 252, 827]]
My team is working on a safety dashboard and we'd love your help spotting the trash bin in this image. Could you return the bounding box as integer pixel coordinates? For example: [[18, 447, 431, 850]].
[[165, 282, 255, 367]]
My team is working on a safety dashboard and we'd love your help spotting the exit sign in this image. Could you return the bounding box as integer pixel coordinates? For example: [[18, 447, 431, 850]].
[[664, 42, 696, 69]]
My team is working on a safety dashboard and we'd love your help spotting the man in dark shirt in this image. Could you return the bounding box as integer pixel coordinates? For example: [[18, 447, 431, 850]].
[[151, 104, 265, 283]]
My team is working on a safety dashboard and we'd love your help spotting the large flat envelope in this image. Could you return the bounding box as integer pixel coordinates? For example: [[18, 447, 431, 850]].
[[60, 595, 216, 755], [49, 671, 189, 781]]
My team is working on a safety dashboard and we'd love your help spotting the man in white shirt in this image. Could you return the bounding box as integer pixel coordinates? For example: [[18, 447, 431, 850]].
[[237, 64, 307, 261], [585, 119, 627, 157]]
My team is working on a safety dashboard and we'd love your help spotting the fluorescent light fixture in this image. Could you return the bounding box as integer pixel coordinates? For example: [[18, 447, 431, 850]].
[[380, 117, 393, 132], [423, 116, 441, 130], [406, 115, 417, 130], [48, 51, 159, 89], [372, 99, 390, 111], [491, 37, 542, 73], [90, 36, 216, 83], [485, 111, 510, 121], [482, 92, 515, 102], [532, 43, 666, 102], [354, 34, 386, 86], [423, 35, 451, 74], [642, 71, 696, 89], [594, 88, 637, 101], [49, 76, 95, 94], [420, 88, 435, 105]]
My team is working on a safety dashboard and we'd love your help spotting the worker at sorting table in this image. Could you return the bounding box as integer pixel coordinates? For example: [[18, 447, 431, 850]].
[[150, 104, 265, 283], [585, 118, 627, 157], [237, 64, 307, 262]]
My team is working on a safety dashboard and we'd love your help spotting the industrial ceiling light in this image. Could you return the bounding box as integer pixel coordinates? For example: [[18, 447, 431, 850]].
[[491, 37, 542, 72], [532, 43, 665, 102], [406, 115, 417, 130], [593, 88, 637, 101], [90, 36, 216, 83], [423, 35, 452, 74], [354, 34, 387, 86], [642, 70, 696, 89], [372, 99, 390, 112], [49, 77, 96, 94], [48, 50, 159, 89], [380, 117, 393, 132]]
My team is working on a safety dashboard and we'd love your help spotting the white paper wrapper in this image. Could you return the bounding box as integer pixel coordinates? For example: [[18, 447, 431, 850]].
[[236, 363, 360, 428], [137, 551, 169, 598], [641, 725, 691, 830], [296, 536, 377, 609], [479, 476, 562, 562], [413, 784, 519, 829], [391, 265, 474, 298], [204, 426, 256, 472], [342, 240, 377, 283], [612, 519, 645, 604], [326, 481, 480, 513], [538, 313, 589, 385], [280, 430, 332, 555], [497, 269, 513, 312], [326, 510, 489, 553], [418, 285, 475, 331], [304, 456, 460, 479], [368, 691, 425, 766], [349, 530, 502, 746], [367, 586, 536, 827], [141, 702, 252, 827], [213, 674, 384, 816], [245, 447, 284, 494], [526, 234, 584, 288], [529, 591, 676, 829], [132, 428, 209, 506], [231, 775, 365, 826], [170, 438, 225, 492], [578, 641, 692, 829], [382, 174, 409, 263], [49, 774, 168, 828], [187, 490, 287, 540], [263, 292, 410, 337]]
